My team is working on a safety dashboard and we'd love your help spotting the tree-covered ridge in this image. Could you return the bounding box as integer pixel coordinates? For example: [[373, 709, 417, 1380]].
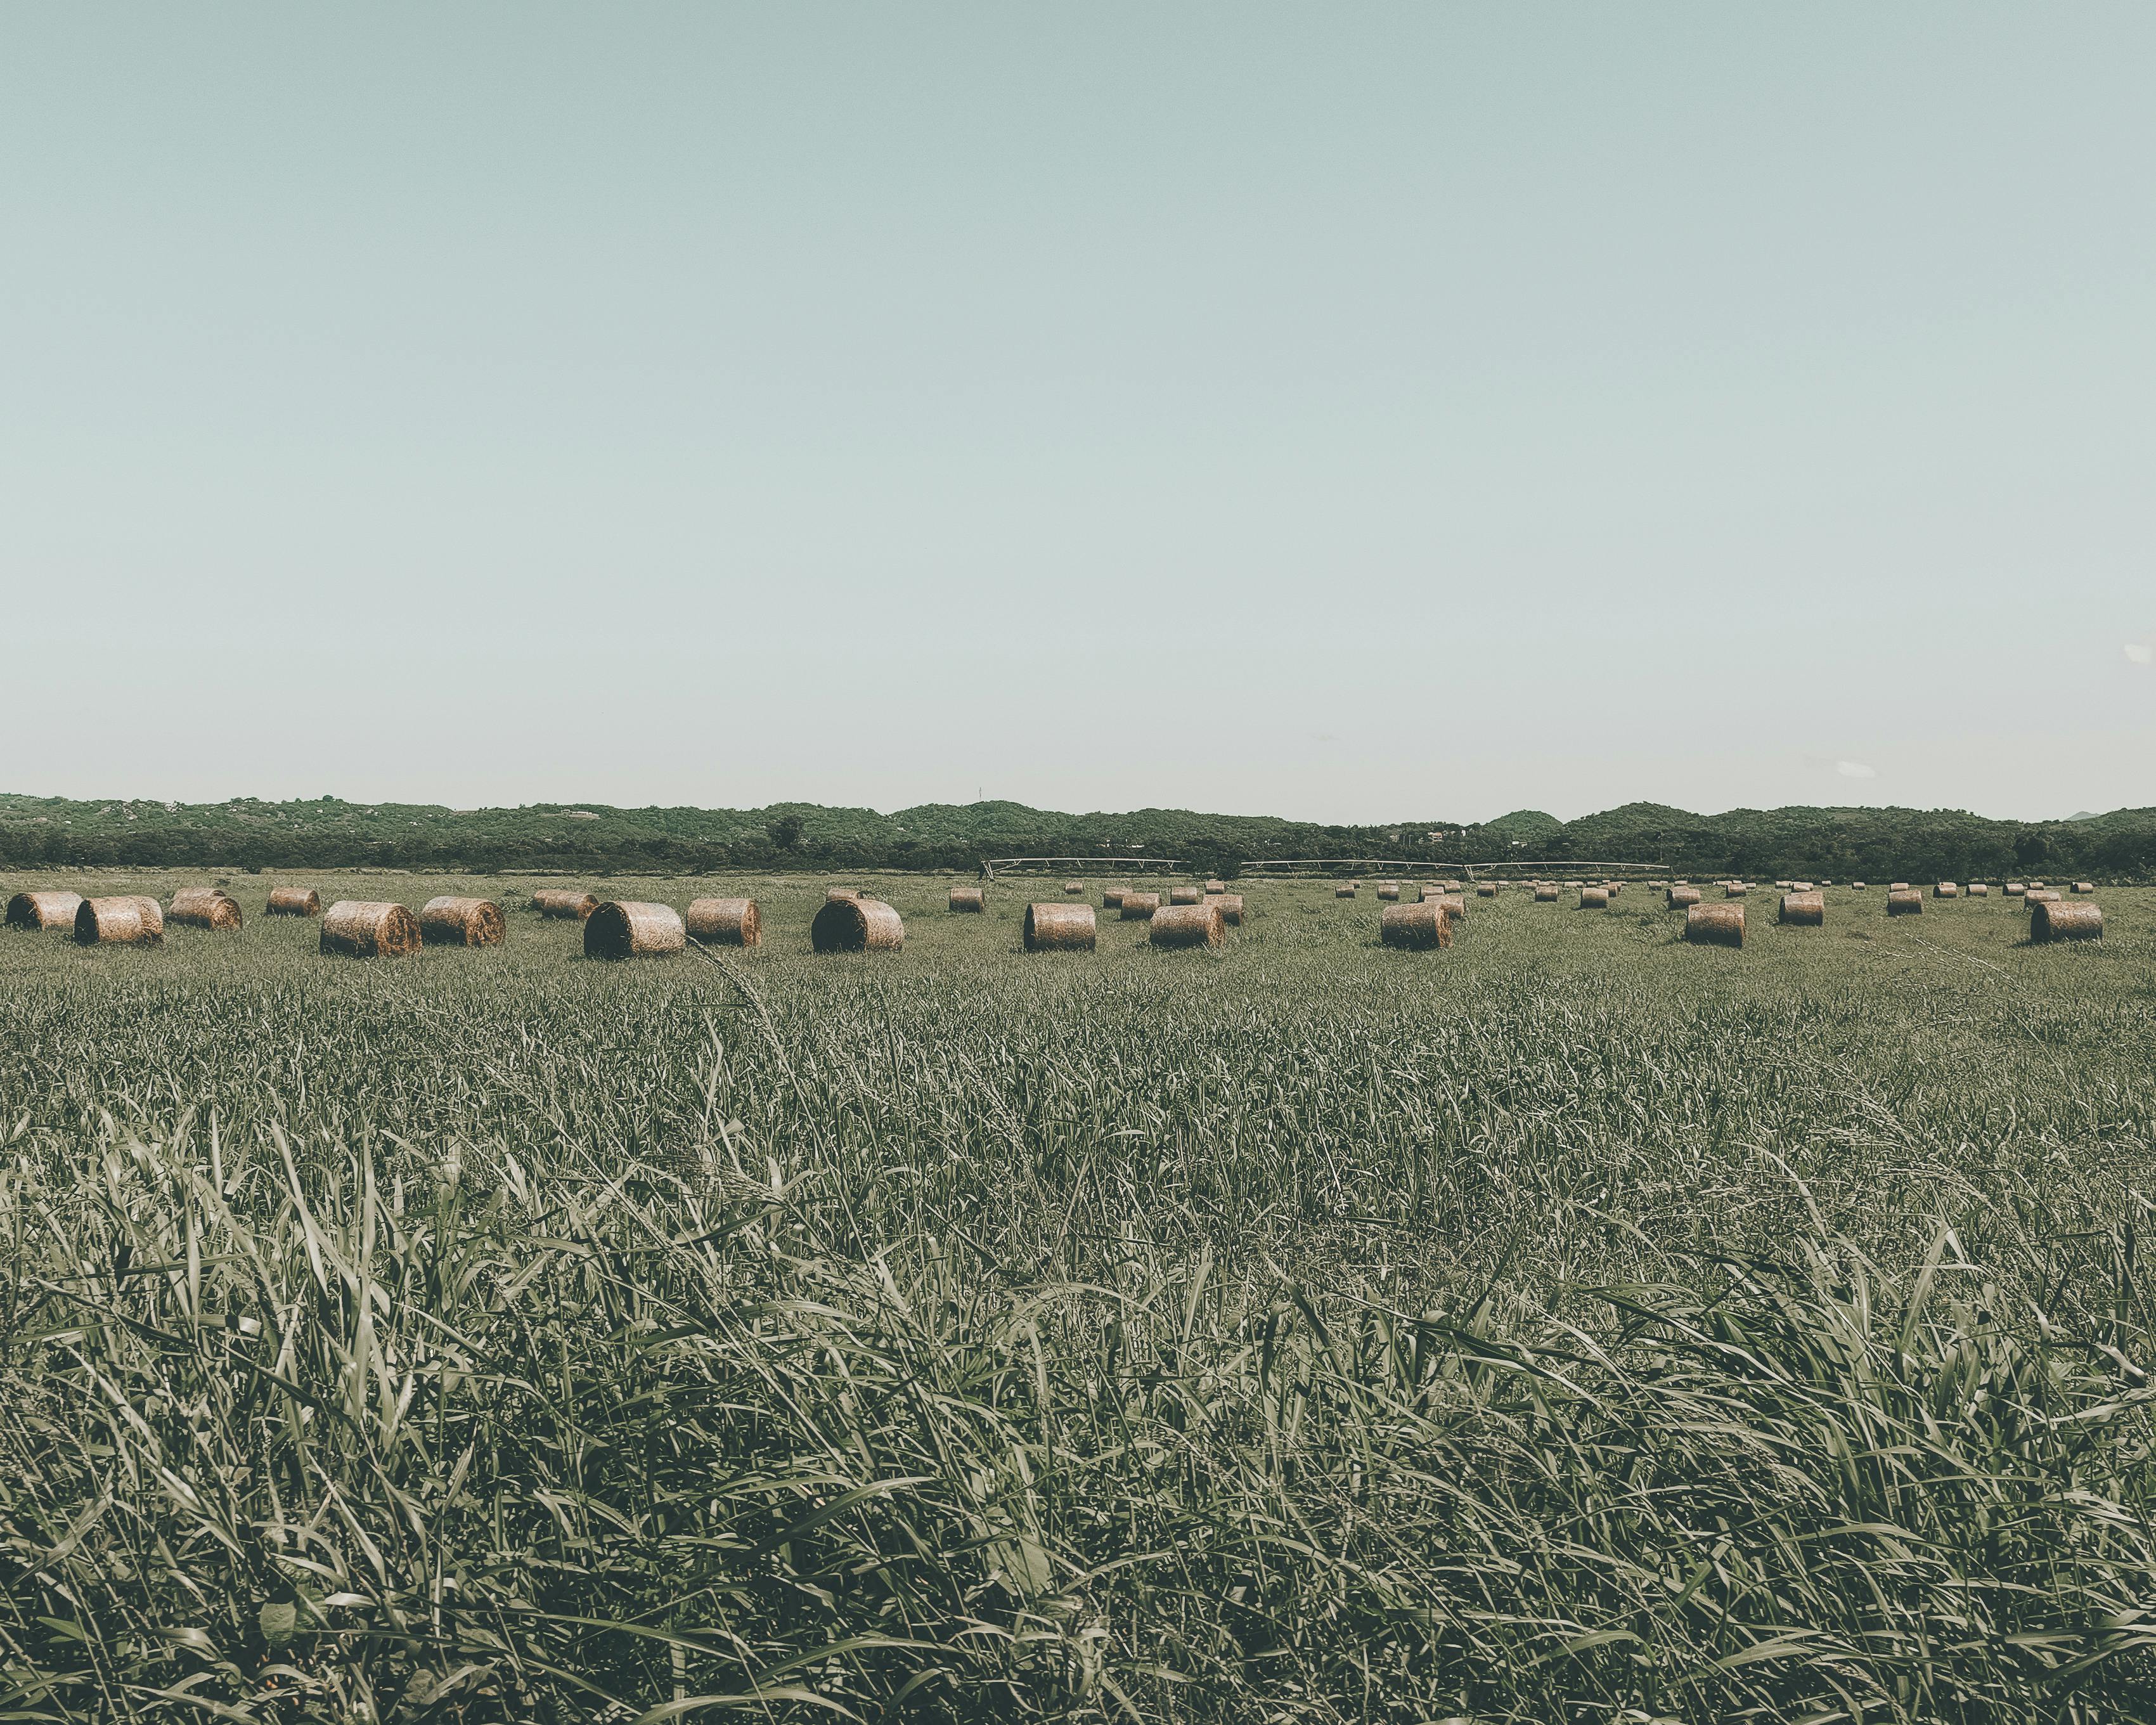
[[1, 791, 2150, 881]]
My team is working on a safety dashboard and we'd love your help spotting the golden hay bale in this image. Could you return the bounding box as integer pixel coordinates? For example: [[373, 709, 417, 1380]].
[[2025, 889, 2062, 906], [1437, 893, 1467, 921], [1967, 882, 1989, 897], [533, 889, 598, 921], [1024, 903, 1095, 951], [2031, 900, 2102, 942], [1169, 884, 1203, 905], [1103, 888, 1126, 909], [7, 890, 84, 931], [1668, 885, 1701, 908], [1120, 891, 1161, 921], [1889, 882, 1910, 893], [1150, 901, 1225, 950], [1685, 903, 1744, 947], [1380, 901, 1451, 950], [1887, 889, 1922, 917], [1579, 886, 1609, 908], [1725, 883, 1747, 898], [1852, 881, 1868, 891], [1334, 882, 1357, 898], [169, 887, 242, 931], [811, 895, 905, 952], [266, 885, 321, 917], [949, 885, 986, 912], [2073, 881, 2096, 895], [2028, 881, 2047, 891], [1211, 893, 1245, 926], [1606, 881, 1623, 897], [75, 896, 160, 946], [1064, 880, 1085, 895], [2004, 882, 2025, 896], [1779, 890, 1824, 927], [825, 887, 861, 903], [1933, 882, 1959, 898], [1533, 883, 1559, 902], [584, 900, 686, 960], [1475, 882, 1497, 897], [1790, 882, 1814, 893], [1376, 881, 1400, 901], [686, 898, 761, 946], [419, 896, 506, 947], [321, 900, 421, 958], [1204, 878, 1227, 895]]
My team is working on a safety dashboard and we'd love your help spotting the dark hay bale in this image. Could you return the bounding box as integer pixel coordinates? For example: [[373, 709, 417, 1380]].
[[1169, 884, 1203, 905], [1381, 901, 1451, 950], [1210, 893, 1245, 926], [949, 886, 986, 912], [7, 890, 83, 931], [1120, 892, 1160, 921], [420, 896, 506, 947], [533, 889, 598, 920], [169, 888, 242, 931], [1779, 890, 1824, 927], [266, 886, 321, 917], [1887, 889, 1922, 917], [1685, 903, 1744, 948], [1476, 882, 1497, 897], [1103, 888, 1127, 909], [1064, 880, 1085, 895], [811, 896, 905, 953], [1024, 903, 1095, 951], [321, 901, 421, 958], [686, 898, 760, 946], [584, 901, 686, 960], [75, 897, 160, 946], [1376, 881, 1401, 901], [1150, 902, 1225, 950], [1668, 885, 1701, 908], [1579, 886, 1609, 909], [2032, 900, 2102, 942]]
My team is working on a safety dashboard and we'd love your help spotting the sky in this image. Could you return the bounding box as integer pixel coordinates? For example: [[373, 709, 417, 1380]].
[[3, 6, 2151, 824]]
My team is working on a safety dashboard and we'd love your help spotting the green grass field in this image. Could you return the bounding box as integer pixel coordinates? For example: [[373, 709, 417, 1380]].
[[3, 872, 2153, 1722]]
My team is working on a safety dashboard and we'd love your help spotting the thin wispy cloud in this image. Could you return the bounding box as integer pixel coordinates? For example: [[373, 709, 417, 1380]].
[[1836, 760, 1877, 780]]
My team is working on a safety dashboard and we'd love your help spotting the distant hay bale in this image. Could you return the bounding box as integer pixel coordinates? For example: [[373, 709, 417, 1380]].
[[1376, 881, 1400, 901], [1169, 884, 1203, 905], [1380, 901, 1451, 950], [419, 896, 505, 947], [1668, 885, 1701, 908], [266, 886, 321, 917], [2073, 881, 2096, 895], [1852, 881, 1868, 891], [1725, 883, 1747, 898], [1966, 882, 1989, 897], [6, 890, 84, 931], [1889, 882, 1910, 893], [1335, 882, 1357, 898], [1605, 881, 1623, 896], [1204, 878, 1227, 895], [1684, 903, 1744, 948], [2004, 882, 2025, 896], [1211, 893, 1245, 926], [811, 895, 905, 952], [1064, 880, 1084, 895], [1024, 903, 1096, 951], [686, 898, 760, 946], [1779, 890, 1824, 927], [2028, 881, 2047, 891], [825, 887, 861, 903], [584, 901, 686, 960], [1533, 883, 1559, 902], [533, 889, 598, 921], [169, 888, 242, 931], [1475, 882, 1497, 897], [1887, 889, 1922, 917], [949, 885, 986, 912], [1579, 886, 1609, 908], [1790, 882, 1814, 893], [74, 896, 160, 946], [1437, 893, 1466, 921], [1120, 891, 1161, 921], [1934, 882, 1959, 898], [1103, 888, 1127, 909], [2031, 900, 2102, 942], [2025, 889, 2062, 906], [1149, 901, 1224, 950], [321, 900, 421, 958]]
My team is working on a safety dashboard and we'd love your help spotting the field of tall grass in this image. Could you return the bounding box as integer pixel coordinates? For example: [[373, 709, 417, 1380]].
[[3, 872, 2152, 1722]]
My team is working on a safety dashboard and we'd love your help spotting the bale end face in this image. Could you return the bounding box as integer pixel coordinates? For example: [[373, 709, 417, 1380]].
[[1779, 890, 1824, 927], [948, 886, 986, 912], [2031, 900, 2102, 942], [1149, 902, 1224, 950], [584, 901, 687, 960], [1684, 903, 1745, 948], [1024, 902, 1096, 951], [419, 896, 505, 947], [321, 901, 422, 958], [1381, 901, 1451, 950], [810, 896, 905, 953], [686, 898, 761, 946]]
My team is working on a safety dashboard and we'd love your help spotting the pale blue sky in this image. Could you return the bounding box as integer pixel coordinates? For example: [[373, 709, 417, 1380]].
[[3, 6, 2150, 822]]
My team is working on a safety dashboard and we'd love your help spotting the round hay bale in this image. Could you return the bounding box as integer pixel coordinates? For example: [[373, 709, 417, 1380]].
[[1684, 903, 1744, 948], [533, 889, 598, 920], [1334, 882, 1357, 898], [1210, 893, 1245, 926], [75, 896, 160, 945], [2032, 900, 2102, 942], [1119, 891, 1161, 921], [1533, 883, 1559, 903], [2073, 881, 2096, 895], [1967, 882, 1989, 897], [949, 885, 986, 913], [169, 888, 242, 931], [1168, 884, 1203, 905], [1605, 881, 1623, 897], [1380, 901, 1451, 950], [1063, 880, 1084, 895], [1779, 889, 1824, 927], [1103, 888, 1127, 909], [266, 886, 321, 917], [686, 898, 760, 946], [1204, 878, 1227, 895], [419, 896, 506, 947], [1579, 886, 1609, 909], [2028, 881, 2047, 891], [1668, 884, 1701, 908], [1376, 881, 1400, 901], [1151, 901, 1224, 950], [1725, 883, 1748, 898], [584, 901, 686, 960], [811, 896, 905, 953], [1887, 889, 1922, 917], [1437, 893, 1467, 921], [2004, 882, 2026, 896], [826, 887, 861, 903], [6, 890, 84, 931], [321, 901, 421, 958], [1889, 882, 1910, 893], [1024, 903, 1095, 951], [1790, 882, 1814, 893], [1852, 881, 1868, 891], [1933, 882, 1959, 898], [1475, 882, 1497, 897], [2026, 889, 2062, 906]]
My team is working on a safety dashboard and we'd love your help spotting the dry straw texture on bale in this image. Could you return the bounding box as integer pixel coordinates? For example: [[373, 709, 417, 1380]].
[[533, 889, 598, 921], [1779, 890, 1825, 927], [825, 887, 861, 903], [1376, 881, 1400, 901], [1579, 886, 1609, 909], [1606, 882, 1623, 896], [419, 896, 506, 947], [1890, 882, 1911, 893], [1381, 901, 1452, 950], [949, 886, 985, 913], [265, 885, 321, 917], [1210, 893, 1245, 926], [1024, 903, 1096, 952], [1887, 890, 1923, 917], [811, 896, 905, 953], [1668, 885, 1701, 908], [1063, 881, 1084, 895], [1935, 882, 1959, 898], [1119, 891, 1161, 921], [1334, 883, 1357, 898], [584, 901, 686, 960], [1725, 883, 1748, 898], [2025, 889, 2062, 907], [1204, 878, 1227, 895], [1476, 882, 1497, 897], [169, 888, 242, 931], [1685, 903, 1745, 948], [6, 891, 84, 931], [1852, 881, 1868, 891], [1151, 902, 1225, 950], [2032, 900, 2103, 942], [1102, 888, 1126, 910], [74, 897, 160, 946], [2074, 881, 2096, 895], [1169, 884, 1203, 905], [1437, 893, 1467, 921], [126, 895, 165, 938], [2006, 882, 2025, 896], [1534, 884, 1559, 902], [1968, 883, 1990, 897], [685, 898, 760, 946], [321, 901, 421, 959]]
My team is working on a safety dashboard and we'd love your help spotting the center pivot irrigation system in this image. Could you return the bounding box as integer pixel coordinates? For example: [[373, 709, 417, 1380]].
[[981, 856, 1188, 880]]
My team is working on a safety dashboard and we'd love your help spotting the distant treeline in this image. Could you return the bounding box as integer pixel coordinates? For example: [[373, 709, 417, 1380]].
[[3, 793, 2152, 882]]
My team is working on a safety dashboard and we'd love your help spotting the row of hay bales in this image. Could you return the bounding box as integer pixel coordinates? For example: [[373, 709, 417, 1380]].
[[4, 886, 247, 946]]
